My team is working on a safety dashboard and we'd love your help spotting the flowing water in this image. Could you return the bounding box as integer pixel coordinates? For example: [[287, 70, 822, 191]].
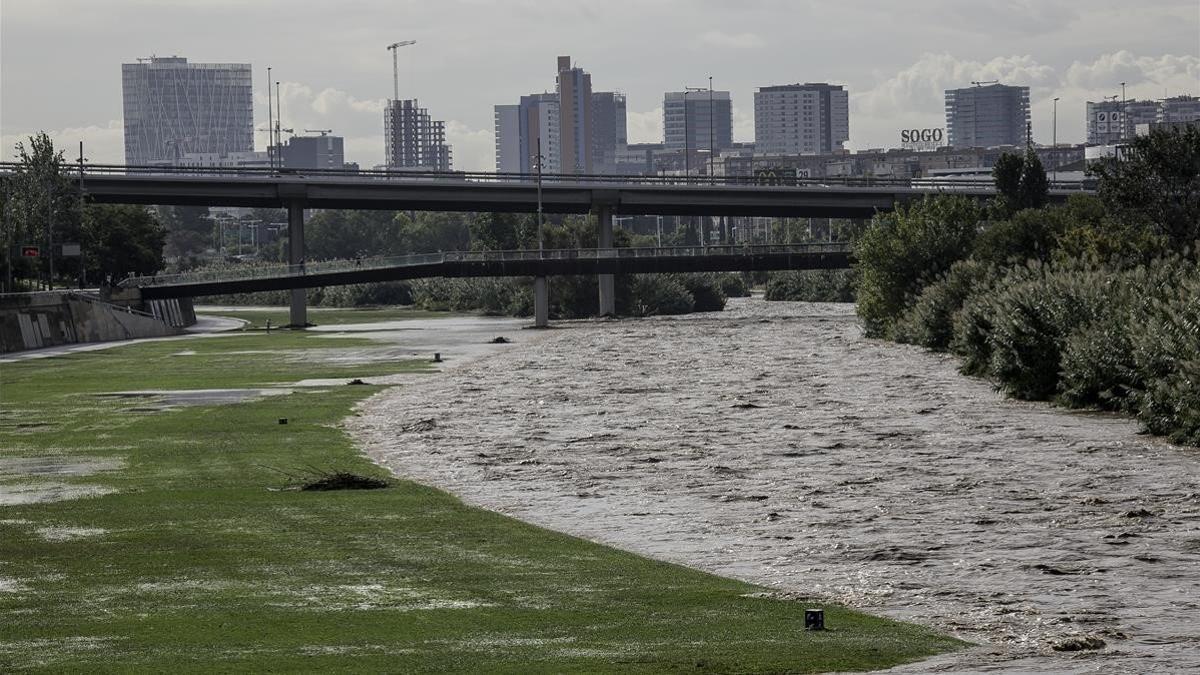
[[348, 298, 1200, 673]]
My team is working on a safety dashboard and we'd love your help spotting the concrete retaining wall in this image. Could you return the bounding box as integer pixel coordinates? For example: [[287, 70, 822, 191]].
[[0, 291, 185, 354]]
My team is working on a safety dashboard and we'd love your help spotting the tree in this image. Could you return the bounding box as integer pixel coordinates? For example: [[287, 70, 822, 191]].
[[1091, 125, 1200, 247], [854, 195, 982, 337], [2, 132, 82, 290], [991, 149, 1048, 216], [82, 204, 167, 283]]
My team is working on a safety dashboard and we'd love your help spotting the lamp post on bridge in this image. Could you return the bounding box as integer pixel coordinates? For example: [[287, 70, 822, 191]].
[[532, 138, 548, 328], [685, 85, 708, 246]]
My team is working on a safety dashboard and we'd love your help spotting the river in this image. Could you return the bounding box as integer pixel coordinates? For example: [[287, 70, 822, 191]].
[[347, 298, 1200, 673]]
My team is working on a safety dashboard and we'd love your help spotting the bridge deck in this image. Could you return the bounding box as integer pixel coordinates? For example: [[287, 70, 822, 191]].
[[124, 244, 853, 299]]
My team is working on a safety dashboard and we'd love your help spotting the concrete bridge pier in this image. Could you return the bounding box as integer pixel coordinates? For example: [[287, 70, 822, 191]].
[[533, 276, 549, 328], [287, 200, 307, 328], [594, 201, 616, 317]]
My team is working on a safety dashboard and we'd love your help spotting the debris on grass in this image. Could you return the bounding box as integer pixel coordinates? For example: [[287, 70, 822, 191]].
[[489, 337, 511, 344], [301, 472, 391, 492], [347, 379, 369, 386]]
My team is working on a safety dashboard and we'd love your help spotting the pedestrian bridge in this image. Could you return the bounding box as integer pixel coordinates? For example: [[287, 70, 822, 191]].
[[120, 243, 852, 300]]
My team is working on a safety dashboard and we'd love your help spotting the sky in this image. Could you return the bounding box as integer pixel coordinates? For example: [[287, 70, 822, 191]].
[[2, 0, 1198, 171]]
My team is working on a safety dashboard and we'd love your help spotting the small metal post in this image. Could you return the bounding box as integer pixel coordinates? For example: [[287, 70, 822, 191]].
[[804, 609, 825, 631]]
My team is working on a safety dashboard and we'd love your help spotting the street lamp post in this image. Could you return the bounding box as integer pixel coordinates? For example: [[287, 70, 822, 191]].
[[708, 76, 715, 185], [1120, 81, 1127, 142], [533, 137, 548, 328], [1052, 97, 1060, 185]]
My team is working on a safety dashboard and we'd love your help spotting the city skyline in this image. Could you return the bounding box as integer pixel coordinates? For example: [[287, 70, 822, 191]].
[[2, 0, 1197, 170]]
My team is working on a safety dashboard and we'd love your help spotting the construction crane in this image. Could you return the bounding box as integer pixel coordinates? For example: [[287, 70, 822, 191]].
[[304, 129, 333, 136], [387, 40, 417, 101], [971, 80, 999, 87]]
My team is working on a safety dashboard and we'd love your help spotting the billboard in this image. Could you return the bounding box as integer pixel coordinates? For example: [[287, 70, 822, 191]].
[[753, 167, 811, 186], [900, 128, 945, 152]]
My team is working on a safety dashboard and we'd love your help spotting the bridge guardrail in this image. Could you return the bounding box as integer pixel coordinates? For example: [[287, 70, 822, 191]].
[[0, 162, 1093, 192], [118, 244, 852, 289]]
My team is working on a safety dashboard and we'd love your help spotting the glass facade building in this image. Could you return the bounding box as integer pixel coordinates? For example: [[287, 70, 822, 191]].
[[121, 56, 253, 165]]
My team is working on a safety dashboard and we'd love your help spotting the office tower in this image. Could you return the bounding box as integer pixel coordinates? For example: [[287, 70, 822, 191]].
[[556, 55, 593, 174], [1085, 99, 1159, 145], [278, 132, 346, 170], [121, 56, 253, 165], [753, 83, 849, 155], [944, 83, 1030, 148], [385, 99, 452, 171], [663, 90, 733, 153], [1158, 95, 1200, 124], [591, 91, 628, 174], [494, 94, 561, 174]]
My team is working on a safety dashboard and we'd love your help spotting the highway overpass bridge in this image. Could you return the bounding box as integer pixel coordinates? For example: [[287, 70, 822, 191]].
[[2, 164, 1087, 326]]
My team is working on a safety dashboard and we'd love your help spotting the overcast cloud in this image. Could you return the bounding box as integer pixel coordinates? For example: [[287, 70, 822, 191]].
[[2, 0, 1197, 170]]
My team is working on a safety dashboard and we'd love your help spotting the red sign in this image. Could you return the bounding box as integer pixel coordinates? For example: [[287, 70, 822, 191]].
[[20, 246, 40, 257]]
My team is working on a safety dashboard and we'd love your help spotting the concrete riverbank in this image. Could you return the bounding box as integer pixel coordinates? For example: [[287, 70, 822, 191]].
[[350, 297, 1200, 673]]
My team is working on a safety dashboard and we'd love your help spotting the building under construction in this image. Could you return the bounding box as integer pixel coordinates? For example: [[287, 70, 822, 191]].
[[384, 99, 452, 171]]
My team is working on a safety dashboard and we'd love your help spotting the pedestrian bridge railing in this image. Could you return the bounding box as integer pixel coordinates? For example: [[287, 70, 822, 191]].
[[119, 243, 852, 289]]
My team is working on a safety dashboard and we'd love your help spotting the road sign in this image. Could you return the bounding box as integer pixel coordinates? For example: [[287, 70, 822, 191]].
[[20, 246, 40, 257], [60, 243, 81, 257]]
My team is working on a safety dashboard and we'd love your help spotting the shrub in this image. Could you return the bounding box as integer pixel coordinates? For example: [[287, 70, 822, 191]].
[[854, 195, 982, 336], [1129, 267, 1200, 444], [893, 260, 993, 351], [678, 274, 728, 312], [765, 269, 856, 302], [716, 273, 751, 298], [318, 281, 412, 307], [623, 275, 694, 316]]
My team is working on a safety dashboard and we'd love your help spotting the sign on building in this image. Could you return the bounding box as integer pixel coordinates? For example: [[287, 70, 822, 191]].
[[753, 167, 811, 186], [900, 128, 945, 152]]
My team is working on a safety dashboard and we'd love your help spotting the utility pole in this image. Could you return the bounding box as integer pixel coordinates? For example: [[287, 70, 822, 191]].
[[1052, 97, 1060, 185], [387, 40, 417, 101], [267, 67, 273, 169], [533, 137, 548, 328], [708, 76, 715, 185], [78, 141, 86, 288]]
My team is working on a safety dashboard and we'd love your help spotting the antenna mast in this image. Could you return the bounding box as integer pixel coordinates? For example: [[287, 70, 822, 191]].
[[386, 40, 417, 101]]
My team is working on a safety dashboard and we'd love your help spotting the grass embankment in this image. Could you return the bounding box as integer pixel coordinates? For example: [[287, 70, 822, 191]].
[[0, 328, 962, 672]]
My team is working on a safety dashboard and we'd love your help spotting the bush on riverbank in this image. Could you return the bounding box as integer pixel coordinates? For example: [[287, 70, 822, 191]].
[[852, 126, 1200, 445], [201, 281, 413, 308], [407, 273, 728, 318], [764, 269, 857, 303]]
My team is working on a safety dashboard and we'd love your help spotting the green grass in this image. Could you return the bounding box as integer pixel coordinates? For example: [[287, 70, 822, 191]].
[[0, 330, 963, 672], [199, 305, 447, 330]]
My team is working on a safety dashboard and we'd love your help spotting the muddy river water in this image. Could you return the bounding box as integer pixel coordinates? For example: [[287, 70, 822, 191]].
[[347, 298, 1200, 673]]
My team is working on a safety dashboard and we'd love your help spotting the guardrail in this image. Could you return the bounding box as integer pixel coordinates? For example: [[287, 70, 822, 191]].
[[0, 162, 1093, 192], [118, 243, 852, 289]]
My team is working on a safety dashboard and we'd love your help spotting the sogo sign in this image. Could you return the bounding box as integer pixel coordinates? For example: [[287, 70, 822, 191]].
[[900, 128, 946, 151]]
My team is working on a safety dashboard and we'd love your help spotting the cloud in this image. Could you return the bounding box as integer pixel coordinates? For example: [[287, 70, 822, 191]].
[[697, 30, 766, 49], [2, 121, 125, 164], [1064, 50, 1200, 93], [445, 120, 494, 172], [626, 108, 663, 144]]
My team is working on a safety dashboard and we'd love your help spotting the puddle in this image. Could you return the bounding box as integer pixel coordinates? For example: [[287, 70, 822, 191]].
[[95, 389, 294, 408], [35, 526, 107, 542], [0, 456, 125, 478], [0, 483, 118, 506], [350, 297, 1200, 673]]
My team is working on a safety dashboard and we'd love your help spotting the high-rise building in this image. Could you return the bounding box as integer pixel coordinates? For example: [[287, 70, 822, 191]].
[[945, 83, 1030, 148], [591, 92, 628, 174], [384, 99, 451, 171], [278, 132, 346, 170], [121, 56, 253, 165], [663, 90, 733, 154], [1159, 95, 1200, 124], [1085, 99, 1159, 145], [556, 56, 593, 174], [753, 83, 848, 155], [494, 93, 560, 174]]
